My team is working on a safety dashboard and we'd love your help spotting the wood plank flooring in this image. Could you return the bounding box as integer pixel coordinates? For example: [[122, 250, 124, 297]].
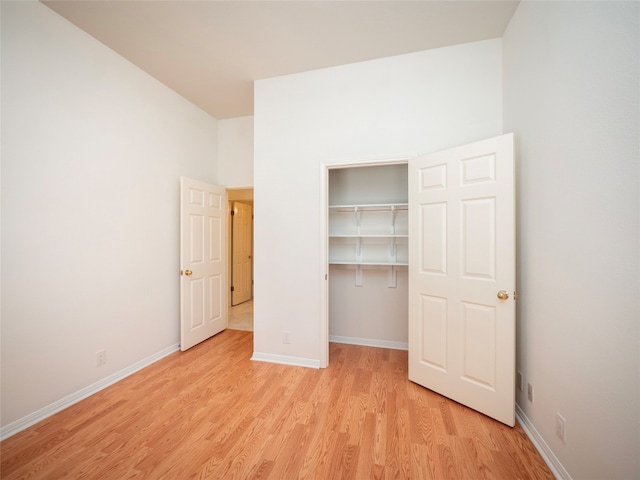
[[1, 330, 554, 479]]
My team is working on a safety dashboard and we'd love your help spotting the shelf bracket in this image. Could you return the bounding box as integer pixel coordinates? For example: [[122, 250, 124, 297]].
[[388, 265, 397, 288], [355, 237, 362, 262], [354, 206, 361, 235], [390, 205, 397, 235]]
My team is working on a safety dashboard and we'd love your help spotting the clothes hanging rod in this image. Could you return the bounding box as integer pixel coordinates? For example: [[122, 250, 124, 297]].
[[330, 207, 408, 213]]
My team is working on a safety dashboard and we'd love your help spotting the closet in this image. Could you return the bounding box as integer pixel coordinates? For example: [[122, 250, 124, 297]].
[[328, 163, 409, 349], [324, 134, 517, 426]]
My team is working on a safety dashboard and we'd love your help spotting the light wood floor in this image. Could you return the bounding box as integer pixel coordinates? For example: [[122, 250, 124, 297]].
[[1, 330, 554, 479]]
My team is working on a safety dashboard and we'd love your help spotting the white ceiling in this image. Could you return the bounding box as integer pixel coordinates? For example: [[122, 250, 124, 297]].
[[42, 1, 519, 119]]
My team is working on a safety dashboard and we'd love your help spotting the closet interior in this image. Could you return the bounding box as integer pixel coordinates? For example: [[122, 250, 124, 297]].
[[328, 163, 409, 349]]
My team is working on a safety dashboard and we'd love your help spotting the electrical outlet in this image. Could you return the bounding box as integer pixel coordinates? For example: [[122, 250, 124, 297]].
[[96, 350, 106, 367], [517, 371, 524, 392], [556, 412, 566, 443], [527, 382, 534, 402], [282, 331, 291, 344]]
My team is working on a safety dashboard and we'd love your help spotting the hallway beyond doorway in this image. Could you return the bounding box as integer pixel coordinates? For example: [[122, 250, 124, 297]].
[[228, 300, 253, 331]]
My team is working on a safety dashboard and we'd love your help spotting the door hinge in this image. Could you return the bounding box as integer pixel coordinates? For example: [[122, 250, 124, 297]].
[[231, 210, 235, 216], [230, 286, 235, 292]]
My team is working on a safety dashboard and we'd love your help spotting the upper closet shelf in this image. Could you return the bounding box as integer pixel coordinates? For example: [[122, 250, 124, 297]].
[[329, 234, 408, 238]]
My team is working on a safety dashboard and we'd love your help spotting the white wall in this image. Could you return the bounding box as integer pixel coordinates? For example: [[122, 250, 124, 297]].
[[503, 2, 639, 478], [217, 116, 254, 188], [1, 2, 218, 430], [253, 39, 503, 364]]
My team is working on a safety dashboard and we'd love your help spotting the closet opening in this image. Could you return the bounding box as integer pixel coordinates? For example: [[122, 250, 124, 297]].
[[322, 161, 409, 367]]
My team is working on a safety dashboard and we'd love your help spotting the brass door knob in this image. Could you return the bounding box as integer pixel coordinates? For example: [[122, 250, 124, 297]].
[[184, 269, 193, 276], [497, 290, 509, 300]]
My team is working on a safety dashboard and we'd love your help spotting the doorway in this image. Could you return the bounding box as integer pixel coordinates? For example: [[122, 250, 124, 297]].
[[227, 188, 254, 331], [320, 158, 410, 367], [327, 163, 409, 348]]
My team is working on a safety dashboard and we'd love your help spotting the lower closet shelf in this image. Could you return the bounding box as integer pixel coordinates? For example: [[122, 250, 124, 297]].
[[329, 262, 407, 288]]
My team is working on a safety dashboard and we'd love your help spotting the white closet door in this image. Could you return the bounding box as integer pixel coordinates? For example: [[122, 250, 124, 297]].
[[408, 134, 515, 426]]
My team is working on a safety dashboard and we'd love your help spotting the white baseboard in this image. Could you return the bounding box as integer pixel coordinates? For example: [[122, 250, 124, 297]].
[[516, 403, 572, 480], [329, 335, 408, 351], [251, 352, 321, 369], [0, 343, 180, 441]]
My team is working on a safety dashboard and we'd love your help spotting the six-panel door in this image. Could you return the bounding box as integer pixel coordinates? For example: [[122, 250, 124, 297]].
[[408, 134, 515, 426], [180, 177, 227, 351]]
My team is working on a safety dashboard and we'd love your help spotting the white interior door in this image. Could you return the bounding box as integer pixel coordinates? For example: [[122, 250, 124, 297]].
[[180, 177, 227, 351], [231, 201, 253, 305], [408, 134, 515, 426]]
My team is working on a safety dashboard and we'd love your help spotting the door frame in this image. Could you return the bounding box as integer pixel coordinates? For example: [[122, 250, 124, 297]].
[[319, 155, 413, 368]]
